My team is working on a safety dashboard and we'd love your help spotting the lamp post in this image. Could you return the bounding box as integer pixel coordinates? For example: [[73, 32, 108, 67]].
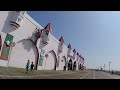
[[103, 64, 105, 71], [109, 62, 111, 73]]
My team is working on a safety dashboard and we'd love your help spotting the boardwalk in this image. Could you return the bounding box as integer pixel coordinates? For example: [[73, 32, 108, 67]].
[[0, 67, 120, 79]]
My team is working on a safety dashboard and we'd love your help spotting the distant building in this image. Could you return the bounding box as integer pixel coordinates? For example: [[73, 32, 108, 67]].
[[0, 11, 85, 70]]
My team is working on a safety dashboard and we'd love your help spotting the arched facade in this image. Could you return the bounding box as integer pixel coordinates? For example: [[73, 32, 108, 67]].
[[68, 59, 73, 70], [0, 11, 85, 71], [9, 39, 38, 68], [43, 50, 57, 70], [59, 56, 67, 70]]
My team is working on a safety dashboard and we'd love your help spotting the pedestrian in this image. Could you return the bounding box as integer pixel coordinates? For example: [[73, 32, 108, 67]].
[[30, 62, 34, 74], [68, 62, 70, 70], [26, 60, 30, 73], [63, 66, 66, 71], [111, 70, 113, 74]]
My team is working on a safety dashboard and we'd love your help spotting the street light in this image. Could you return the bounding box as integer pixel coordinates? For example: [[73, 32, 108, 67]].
[[109, 62, 111, 73], [103, 64, 105, 71]]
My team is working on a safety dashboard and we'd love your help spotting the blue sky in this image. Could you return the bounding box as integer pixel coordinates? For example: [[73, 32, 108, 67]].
[[28, 11, 120, 71]]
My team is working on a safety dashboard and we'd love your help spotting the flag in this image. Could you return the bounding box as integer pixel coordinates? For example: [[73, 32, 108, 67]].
[[1, 34, 13, 60], [39, 49, 45, 66]]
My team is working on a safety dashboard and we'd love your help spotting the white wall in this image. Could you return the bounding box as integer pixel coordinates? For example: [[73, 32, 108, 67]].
[[9, 39, 37, 68], [0, 11, 83, 70], [0, 11, 43, 68], [0, 11, 11, 66]]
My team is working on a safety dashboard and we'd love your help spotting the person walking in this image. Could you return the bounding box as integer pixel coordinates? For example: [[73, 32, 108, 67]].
[[30, 62, 34, 74], [68, 62, 70, 70], [26, 60, 30, 73]]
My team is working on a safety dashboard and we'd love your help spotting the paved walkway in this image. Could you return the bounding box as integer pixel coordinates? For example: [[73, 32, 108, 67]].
[[0, 67, 120, 79]]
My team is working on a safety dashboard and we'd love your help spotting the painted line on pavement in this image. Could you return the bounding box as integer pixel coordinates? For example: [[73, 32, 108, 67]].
[[80, 71, 91, 79]]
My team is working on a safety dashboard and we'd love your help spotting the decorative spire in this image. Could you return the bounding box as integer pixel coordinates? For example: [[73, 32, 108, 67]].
[[44, 23, 52, 32], [79, 54, 81, 57], [77, 52, 79, 55], [59, 36, 64, 43], [73, 49, 76, 53], [68, 44, 72, 49], [81, 56, 83, 60], [83, 58, 84, 60]]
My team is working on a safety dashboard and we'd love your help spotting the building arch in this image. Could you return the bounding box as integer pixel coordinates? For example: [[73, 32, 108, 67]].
[[69, 59, 72, 63], [79, 63, 82, 70], [44, 50, 57, 70], [68, 59, 73, 70], [9, 39, 39, 69], [59, 56, 67, 70]]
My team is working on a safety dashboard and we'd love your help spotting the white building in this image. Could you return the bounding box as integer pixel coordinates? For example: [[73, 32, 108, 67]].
[[0, 11, 85, 70]]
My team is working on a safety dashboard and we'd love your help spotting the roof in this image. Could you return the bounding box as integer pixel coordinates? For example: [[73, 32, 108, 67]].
[[68, 44, 72, 49], [73, 49, 76, 53], [44, 23, 52, 32], [79, 54, 81, 57], [59, 36, 64, 43]]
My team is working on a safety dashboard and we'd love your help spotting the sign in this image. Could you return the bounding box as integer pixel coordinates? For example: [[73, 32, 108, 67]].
[[1, 34, 14, 60], [39, 49, 45, 66]]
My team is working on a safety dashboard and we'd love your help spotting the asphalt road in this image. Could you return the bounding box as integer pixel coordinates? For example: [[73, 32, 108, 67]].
[[79, 70, 120, 79], [43, 70, 120, 79], [31, 70, 120, 79], [0, 70, 120, 79]]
